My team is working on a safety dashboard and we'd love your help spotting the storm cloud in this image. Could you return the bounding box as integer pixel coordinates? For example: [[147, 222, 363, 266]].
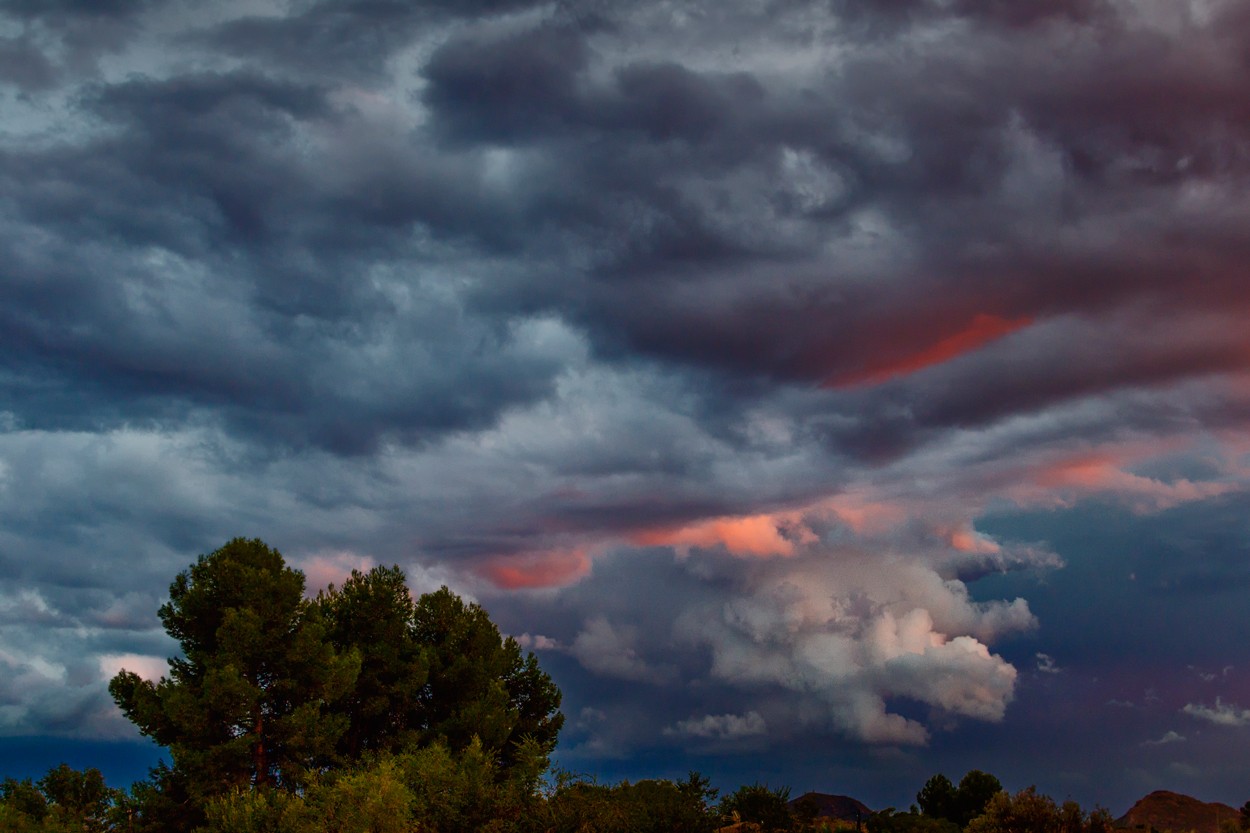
[[2, 0, 1250, 811]]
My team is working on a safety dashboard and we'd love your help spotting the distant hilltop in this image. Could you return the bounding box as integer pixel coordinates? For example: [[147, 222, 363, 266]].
[[1117, 790, 1238, 833], [789, 791, 874, 822]]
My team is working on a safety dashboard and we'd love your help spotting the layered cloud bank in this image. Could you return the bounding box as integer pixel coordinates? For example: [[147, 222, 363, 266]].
[[3, 0, 1250, 805]]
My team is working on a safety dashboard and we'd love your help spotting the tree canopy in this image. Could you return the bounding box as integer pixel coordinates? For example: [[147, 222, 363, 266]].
[[109, 538, 358, 798], [917, 770, 1004, 828], [108, 537, 562, 826], [720, 783, 795, 832], [314, 567, 563, 772]]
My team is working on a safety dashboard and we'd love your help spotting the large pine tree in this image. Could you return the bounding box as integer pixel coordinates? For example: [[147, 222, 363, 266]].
[[109, 538, 359, 798], [317, 572, 564, 773], [110, 538, 564, 825]]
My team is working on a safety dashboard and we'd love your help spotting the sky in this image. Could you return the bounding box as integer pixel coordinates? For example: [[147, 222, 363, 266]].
[[1, 0, 1249, 814]]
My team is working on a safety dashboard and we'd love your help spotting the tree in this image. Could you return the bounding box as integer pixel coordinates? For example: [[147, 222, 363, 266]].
[[316, 565, 427, 760], [109, 540, 564, 828], [919, 770, 1003, 828], [317, 569, 564, 776], [623, 778, 719, 833], [38, 764, 117, 833], [0, 765, 126, 833], [109, 538, 359, 802], [117, 761, 201, 833], [918, 774, 957, 823], [868, 808, 961, 833], [1240, 801, 1250, 831], [965, 787, 1115, 833], [966, 788, 1056, 833], [676, 772, 719, 822], [539, 773, 717, 833], [1086, 807, 1113, 833], [410, 585, 563, 772], [721, 783, 794, 832], [953, 770, 1003, 827], [0, 777, 47, 823]]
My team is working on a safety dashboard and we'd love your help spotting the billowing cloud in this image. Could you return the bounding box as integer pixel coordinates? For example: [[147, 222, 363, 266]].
[[671, 553, 1030, 745], [537, 529, 1037, 749], [569, 617, 675, 686]]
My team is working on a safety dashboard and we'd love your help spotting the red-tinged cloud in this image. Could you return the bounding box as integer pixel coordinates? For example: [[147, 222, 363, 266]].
[[826, 314, 1034, 389], [946, 524, 1002, 555], [632, 512, 816, 557], [824, 494, 910, 535], [98, 653, 167, 684], [477, 548, 591, 589], [298, 550, 377, 594], [1021, 449, 1239, 512]]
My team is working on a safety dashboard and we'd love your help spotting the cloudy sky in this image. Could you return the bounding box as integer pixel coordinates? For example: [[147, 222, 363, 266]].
[[3, 0, 1250, 812]]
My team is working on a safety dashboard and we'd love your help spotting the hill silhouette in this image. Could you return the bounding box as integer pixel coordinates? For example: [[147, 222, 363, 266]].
[[1117, 790, 1237, 833], [789, 792, 873, 822]]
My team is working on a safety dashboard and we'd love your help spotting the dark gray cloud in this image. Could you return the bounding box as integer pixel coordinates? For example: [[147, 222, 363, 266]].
[[2, 0, 1250, 809]]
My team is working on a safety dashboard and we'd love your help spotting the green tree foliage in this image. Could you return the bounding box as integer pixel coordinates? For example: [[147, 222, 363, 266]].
[[105, 538, 564, 829], [200, 756, 417, 833], [0, 804, 41, 833], [401, 738, 541, 833], [541, 779, 629, 833], [199, 741, 538, 833], [677, 772, 720, 824], [721, 783, 795, 832], [0, 765, 122, 833], [199, 786, 314, 833], [410, 587, 563, 771], [1086, 807, 1113, 833], [316, 569, 563, 776], [117, 762, 202, 833], [953, 771, 1004, 828], [37, 764, 118, 833], [868, 808, 962, 833], [314, 757, 413, 833], [965, 787, 1111, 833], [109, 538, 360, 798], [1, 777, 48, 823], [316, 566, 427, 760], [540, 772, 718, 833], [918, 770, 1003, 828], [917, 775, 957, 823], [967, 787, 1060, 833]]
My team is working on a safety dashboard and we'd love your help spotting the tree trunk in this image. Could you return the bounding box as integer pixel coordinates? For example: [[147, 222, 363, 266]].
[[253, 711, 269, 786]]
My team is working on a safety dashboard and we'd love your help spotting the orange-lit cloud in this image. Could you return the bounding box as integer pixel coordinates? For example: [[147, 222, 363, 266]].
[[632, 512, 815, 557], [827, 314, 1033, 388], [478, 548, 591, 589], [945, 524, 1002, 554], [98, 653, 167, 683], [824, 493, 909, 535], [1022, 448, 1237, 512], [299, 550, 377, 594]]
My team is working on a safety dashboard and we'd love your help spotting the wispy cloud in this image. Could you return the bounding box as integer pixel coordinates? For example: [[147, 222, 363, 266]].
[[1141, 731, 1186, 747], [1036, 653, 1061, 674], [1182, 699, 1250, 727], [665, 711, 767, 741]]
